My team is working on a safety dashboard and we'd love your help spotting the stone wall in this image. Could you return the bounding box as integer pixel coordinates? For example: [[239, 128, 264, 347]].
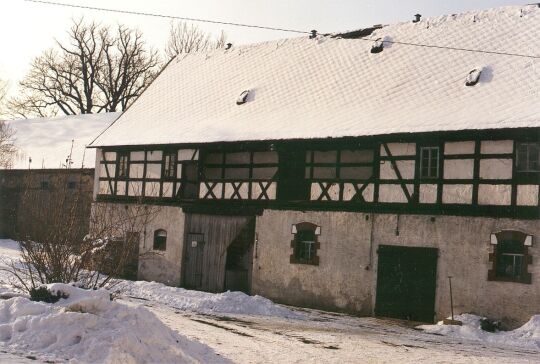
[[252, 210, 539, 327]]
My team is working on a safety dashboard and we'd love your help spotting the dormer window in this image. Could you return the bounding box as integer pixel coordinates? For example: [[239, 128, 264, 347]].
[[236, 90, 250, 105]]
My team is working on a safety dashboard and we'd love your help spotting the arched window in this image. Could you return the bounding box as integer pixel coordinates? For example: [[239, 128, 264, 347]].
[[488, 230, 533, 284], [153, 229, 167, 251], [290, 222, 321, 265]]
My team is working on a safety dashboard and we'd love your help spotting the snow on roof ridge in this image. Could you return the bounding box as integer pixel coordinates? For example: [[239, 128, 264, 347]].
[[90, 4, 540, 147]]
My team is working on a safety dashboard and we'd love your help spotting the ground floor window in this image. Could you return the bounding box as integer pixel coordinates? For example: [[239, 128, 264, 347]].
[[290, 222, 320, 265], [488, 230, 532, 284], [153, 229, 167, 251]]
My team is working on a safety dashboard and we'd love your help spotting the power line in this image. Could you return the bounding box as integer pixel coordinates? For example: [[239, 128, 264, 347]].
[[23, 0, 311, 34], [24, 0, 540, 60]]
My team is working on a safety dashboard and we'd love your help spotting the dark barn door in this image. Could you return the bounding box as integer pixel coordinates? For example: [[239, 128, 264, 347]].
[[182, 214, 255, 293], [375, 245, 438, 323]]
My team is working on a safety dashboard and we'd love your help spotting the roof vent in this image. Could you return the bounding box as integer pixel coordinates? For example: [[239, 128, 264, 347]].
[[465, 68, 482, 86], [225, 43, 232, 50], [413, 14, 422, 23], [370, 38, 384, 53], [236, 90, 250, 105], [309, 30, 318, 39]]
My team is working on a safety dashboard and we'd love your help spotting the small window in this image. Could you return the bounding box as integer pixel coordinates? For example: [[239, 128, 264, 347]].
[[67, 181, 77, 189], [117, 153, 129, 178], [153, 229, 167, 251], [290, 222, 320, 265], [488, 230, 532, 284], [164, 152, 176, 179], [40, 181, 49, 190], [516, 143, 539, 172], [420, 147, 439, 179]]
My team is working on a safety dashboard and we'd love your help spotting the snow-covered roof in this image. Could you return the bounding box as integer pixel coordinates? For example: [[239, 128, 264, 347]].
[[90, 5, 540, 148], [5, 113, 118, 169]]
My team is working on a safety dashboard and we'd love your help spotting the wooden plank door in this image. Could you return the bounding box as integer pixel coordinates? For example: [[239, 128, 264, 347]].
[[184, 233, 205, 290], [183, 214, 254, 292], [375, 245, 438, 323]]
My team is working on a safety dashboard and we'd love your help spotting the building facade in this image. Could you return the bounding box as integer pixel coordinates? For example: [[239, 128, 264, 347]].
[[89, 6, 540, 326]]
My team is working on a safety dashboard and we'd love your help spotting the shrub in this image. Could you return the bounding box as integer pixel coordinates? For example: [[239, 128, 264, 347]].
[[30, 286, 69, 303]]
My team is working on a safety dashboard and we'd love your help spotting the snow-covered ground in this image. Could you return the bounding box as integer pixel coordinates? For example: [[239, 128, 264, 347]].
[[0, 239, 538, 363]]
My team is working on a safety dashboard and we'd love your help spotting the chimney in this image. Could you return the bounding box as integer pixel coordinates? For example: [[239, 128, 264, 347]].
[[413, 14, 422, 23]]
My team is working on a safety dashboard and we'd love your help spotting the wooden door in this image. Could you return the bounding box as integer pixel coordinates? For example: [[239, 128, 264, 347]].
[[184, 233, 205, 290], [375, 245, 438, 323], [182, 214, 254, 292]]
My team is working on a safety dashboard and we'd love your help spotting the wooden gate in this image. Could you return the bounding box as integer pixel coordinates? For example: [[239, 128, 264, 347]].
[[182, 214, 255, 293], [375, 245, 438, 323]]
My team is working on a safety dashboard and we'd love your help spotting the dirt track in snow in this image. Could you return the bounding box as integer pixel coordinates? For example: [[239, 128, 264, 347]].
[[129, 298, 540, 364]]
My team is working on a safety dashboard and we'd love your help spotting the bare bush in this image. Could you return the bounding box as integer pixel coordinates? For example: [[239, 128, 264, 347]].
[[0, 173, 159, 292]]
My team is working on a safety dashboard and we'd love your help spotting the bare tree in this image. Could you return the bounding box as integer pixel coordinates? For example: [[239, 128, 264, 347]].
[[165, 21, 227, 59], [0, 120, 16, 168], [10, 19, 159, 118]]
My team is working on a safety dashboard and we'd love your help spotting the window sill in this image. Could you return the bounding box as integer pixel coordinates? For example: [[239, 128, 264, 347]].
[[487, 272, 531, 284], [289, 255, 319, 266]]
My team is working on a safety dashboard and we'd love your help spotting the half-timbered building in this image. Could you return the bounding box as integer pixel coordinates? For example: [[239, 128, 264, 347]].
[[89, 5, 540, 326]]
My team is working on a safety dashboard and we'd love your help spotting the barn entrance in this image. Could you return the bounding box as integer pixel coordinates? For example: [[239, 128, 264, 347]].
[[182, 213, 255, 293], [375, 245, 438, 323]]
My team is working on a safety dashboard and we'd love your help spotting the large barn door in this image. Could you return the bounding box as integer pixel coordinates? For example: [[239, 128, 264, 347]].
[[375, 245, 438, 323], [182, 214, 255, 293]]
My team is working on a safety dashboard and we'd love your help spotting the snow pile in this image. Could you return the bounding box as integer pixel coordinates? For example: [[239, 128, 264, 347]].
[[120, 280, 303, 319], [418, 313, 540, 349], [0, 283, 227, 363]]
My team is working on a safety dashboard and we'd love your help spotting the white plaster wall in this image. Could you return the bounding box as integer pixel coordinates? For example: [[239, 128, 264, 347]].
[[145, 182, 160, 197], [147, 150, 163, 161], [253, 210, 374, 313], [103, 151, 116, 161], [480, 140, 513, 154], [380, 143, 416, 156], [130, 151, 145, 161], [129, 164, 144, 179], [517, 185, 539, 206], [380, 160, 415, 179], [478, 184, 512, 205], [479, 159, 513, 179], [138, 205, 185, 286], [310, 183, 339, 201], [378, 184, 413, 203], [444, 159, 474, 179], [442, 184, 472, 204], [145, 164, 161, 179], [128, 181, 143, 196], [444, 141, 475, 155], [116, 181, 126, 196], [419, 184, 437, 203]]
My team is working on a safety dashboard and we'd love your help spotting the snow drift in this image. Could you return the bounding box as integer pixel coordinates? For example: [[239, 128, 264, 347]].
[[120, 280, 303, 319], [0, 283, 227, 363], [418, 313, 540, 349]]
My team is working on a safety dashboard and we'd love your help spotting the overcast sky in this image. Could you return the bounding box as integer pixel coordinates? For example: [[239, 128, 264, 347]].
[[0, 0, 522, 87]]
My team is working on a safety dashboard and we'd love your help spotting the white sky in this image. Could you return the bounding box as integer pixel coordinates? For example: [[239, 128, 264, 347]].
[[0, 0, 522, 88]]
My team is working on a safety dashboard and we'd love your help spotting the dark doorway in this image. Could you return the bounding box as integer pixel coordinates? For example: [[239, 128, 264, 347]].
[[182, 214, 255, 293], [225, 219, 255, 293], [375, 245, 438, 323], [277, 150, 310, 201]]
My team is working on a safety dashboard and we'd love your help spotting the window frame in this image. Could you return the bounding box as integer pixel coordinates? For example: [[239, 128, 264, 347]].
[[419, 146, 440, 179], [516, 142, 540, 173], [488, 230, 532, 284], [290, 222, 321, 265], [153, 229, 167, 251], [163, 151, 177, 180], [116, 152, 130, 179]]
